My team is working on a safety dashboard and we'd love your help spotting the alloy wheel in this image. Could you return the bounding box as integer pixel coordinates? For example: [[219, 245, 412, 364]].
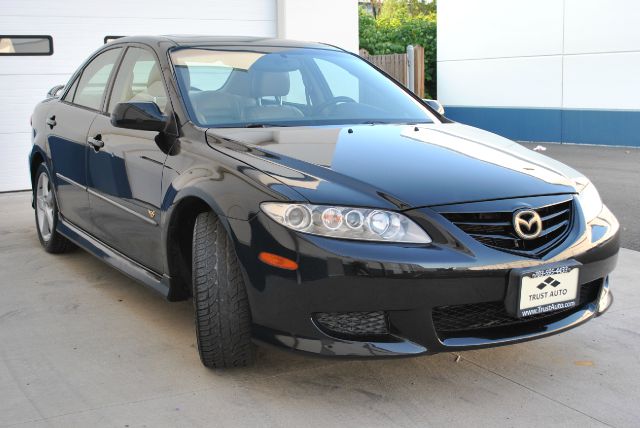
[[36, 172, 55, 242]]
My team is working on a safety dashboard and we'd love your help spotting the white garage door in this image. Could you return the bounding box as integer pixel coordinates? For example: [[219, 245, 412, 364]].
[[0, 0, 277, 192]]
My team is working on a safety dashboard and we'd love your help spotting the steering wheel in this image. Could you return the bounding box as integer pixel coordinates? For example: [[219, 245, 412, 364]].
[[315, 96, 357, 114]]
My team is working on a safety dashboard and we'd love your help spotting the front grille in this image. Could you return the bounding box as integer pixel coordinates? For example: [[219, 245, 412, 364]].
[[442, 199, 574, 258], [432, 279, 602, 337], [314, 311, 388, 338]]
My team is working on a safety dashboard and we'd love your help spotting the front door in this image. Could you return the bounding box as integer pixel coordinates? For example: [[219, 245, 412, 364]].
[[86, 46, 169, 273], [49, 47, 122, 232]]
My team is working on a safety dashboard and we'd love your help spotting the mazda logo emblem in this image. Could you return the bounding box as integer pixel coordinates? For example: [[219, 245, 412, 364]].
[[513, 209, 543, 240]]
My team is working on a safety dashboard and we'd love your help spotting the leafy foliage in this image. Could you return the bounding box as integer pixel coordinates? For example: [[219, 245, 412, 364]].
[[359, 1, 437, 97]]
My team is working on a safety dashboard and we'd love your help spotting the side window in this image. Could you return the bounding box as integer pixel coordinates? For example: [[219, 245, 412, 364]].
[[108, 47, 168, 114], [282, 70, 308, 105], [73, 48, 122, 110], [314, 58, 359, 102], [63, 77, 79, 103]]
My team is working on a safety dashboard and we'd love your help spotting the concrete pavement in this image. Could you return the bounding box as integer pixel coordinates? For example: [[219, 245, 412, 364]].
[[1, 189, 639, 427]]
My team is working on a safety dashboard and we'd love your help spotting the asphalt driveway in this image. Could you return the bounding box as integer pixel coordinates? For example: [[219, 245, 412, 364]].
[[1, 183, 639, 427]]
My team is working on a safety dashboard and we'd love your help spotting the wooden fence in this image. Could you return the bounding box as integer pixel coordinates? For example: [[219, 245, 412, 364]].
[[359, 45, 425, 98]]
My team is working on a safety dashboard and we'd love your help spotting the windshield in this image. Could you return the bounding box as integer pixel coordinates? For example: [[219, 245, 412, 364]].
[[170, 47, 435, 128]]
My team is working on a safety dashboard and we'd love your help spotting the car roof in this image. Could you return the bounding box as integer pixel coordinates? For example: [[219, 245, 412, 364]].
[[108, 35, 342, 51]]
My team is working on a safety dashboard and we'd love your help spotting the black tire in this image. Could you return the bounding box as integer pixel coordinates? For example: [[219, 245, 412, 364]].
[[192, 211, 255, 368], [34, 163, 73, 254]]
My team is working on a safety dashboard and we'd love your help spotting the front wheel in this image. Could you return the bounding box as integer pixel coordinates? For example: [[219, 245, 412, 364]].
[[192, 211, 255, 368], [34, 163, 73, 253]]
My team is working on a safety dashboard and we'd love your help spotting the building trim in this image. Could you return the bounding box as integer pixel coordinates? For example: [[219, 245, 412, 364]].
[[445, 106, 640, 147]]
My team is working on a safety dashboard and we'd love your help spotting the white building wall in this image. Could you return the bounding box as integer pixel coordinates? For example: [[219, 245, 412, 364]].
[[437, 0, 640, 146], [562, 0, 640, 110], [277, 0, 359, 52]]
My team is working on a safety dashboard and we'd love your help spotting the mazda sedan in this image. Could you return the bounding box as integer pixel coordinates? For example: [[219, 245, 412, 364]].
[[29, 36, 619, 368]]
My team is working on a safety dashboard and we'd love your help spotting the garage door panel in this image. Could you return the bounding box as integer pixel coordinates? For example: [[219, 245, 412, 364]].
[[2, 0, 276, 21], [0, 133, 31, 192], [0, 74, 67, 135], [0, 0, 277, 191], [0, 16, 277, 75]]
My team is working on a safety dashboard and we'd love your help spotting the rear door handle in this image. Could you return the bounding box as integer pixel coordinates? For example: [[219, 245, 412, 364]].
[[87, 134, 104, 151], [46, 115, 56, 129]]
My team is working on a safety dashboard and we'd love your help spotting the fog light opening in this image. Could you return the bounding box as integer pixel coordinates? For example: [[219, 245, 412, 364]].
[[258, 252, 298, 270]]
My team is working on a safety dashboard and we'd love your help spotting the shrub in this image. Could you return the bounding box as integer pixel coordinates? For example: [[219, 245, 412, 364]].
[[359, 5, 437, 97]]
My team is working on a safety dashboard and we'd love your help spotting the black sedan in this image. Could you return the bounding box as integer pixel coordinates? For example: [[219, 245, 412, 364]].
[[29, 36, 619, 368]]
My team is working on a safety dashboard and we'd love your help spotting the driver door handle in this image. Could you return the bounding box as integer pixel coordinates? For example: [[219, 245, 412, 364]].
[[46, 115, 57, 129], [88, 134, 104, 151]]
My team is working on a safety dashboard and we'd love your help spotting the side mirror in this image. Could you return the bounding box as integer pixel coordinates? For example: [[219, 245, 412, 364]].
[[47, 84, 65, 99], [423, 99, 445, 116], [111, 102, 167, 132]]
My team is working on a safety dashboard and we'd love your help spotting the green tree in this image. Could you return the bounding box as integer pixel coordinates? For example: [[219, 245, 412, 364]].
[[359, 2, 437, 97]]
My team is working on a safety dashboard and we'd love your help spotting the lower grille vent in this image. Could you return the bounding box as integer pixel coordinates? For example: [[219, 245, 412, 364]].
[[432, 279, 601, 337], [314, 311, 388, 337]]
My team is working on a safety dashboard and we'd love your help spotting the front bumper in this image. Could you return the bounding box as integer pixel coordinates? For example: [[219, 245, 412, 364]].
[[228, 200, 620, 358]]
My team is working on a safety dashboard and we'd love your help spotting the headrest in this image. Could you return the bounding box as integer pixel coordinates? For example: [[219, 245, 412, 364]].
[[251, 71, 290, 98], [147, 63, 162, 86]]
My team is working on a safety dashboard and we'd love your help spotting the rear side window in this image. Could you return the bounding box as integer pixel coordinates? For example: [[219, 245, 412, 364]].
[[63, 78, 79, 103], [0, 36, 53, 56], [73, 48, 122, 111], [189, 66, 233, 91]]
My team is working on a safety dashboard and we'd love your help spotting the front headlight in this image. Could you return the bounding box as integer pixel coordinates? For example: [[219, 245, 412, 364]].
[[577, 182, 603, 223], [261, 203, 432, 244]]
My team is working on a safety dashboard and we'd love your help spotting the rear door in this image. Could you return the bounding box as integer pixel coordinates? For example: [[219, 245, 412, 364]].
[[48, 47, 122, 232], [85, 45, 169, 273]]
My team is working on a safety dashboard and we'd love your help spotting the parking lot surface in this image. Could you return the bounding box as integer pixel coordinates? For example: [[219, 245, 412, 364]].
[[2, 139, 639, 428]]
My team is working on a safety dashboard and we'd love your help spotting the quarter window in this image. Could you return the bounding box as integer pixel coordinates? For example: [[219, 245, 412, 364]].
[[73, 48, 122, 111], [108, 47, 168, 114], [282, 70, 308, 105], [0, 36, 53, 56]]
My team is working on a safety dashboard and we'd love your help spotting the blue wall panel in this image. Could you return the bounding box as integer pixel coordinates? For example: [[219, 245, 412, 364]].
[[445, 106, 640, 147], [562, 109, 640, 147]]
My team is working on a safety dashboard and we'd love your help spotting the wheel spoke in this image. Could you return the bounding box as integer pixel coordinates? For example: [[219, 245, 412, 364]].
[[41, 210, 50, 236], [37, 208, 45, 233], [42, 175, 49, 197], [45, 187, 53, 203], [46, 207, 55, 232], [36, 171, 53, 241]]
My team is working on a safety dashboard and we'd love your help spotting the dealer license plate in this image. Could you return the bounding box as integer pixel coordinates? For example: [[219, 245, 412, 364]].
[[517, 265, 579, 318]]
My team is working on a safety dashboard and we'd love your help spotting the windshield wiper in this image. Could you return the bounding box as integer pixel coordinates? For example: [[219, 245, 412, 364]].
[[242, 123, 291, 128], [356, 120, 391, 125]]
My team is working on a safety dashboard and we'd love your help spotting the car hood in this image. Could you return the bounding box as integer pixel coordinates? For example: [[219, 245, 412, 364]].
[[205, 123, 584, 209]]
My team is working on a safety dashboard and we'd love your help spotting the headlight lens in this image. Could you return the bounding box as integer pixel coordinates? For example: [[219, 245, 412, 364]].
[[577, 182, 603, 222], [261, 203, 432, 244]]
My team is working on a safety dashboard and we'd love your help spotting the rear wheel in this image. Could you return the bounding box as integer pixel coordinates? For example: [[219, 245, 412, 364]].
[[34, 163, 73, 253], [192, 211, 255, 368]]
